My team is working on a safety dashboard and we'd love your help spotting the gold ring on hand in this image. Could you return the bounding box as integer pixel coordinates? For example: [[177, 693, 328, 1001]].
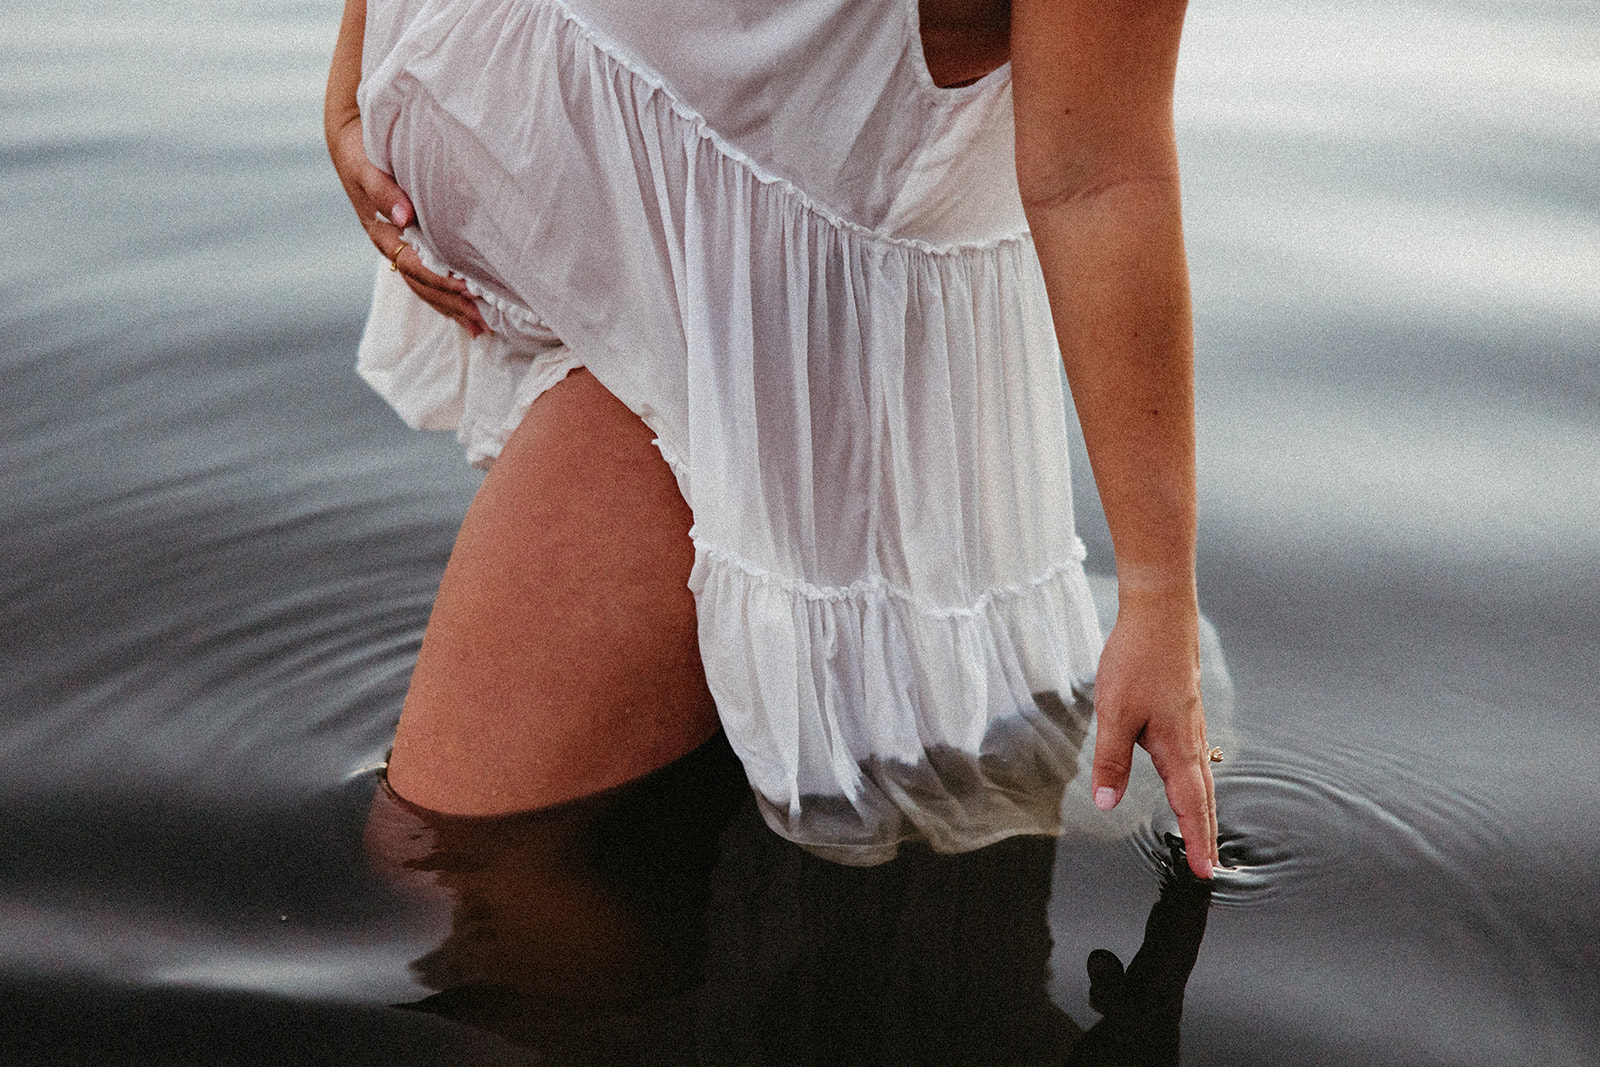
[[387, 240, 407, 271], [1208, 746, 1224, 763]]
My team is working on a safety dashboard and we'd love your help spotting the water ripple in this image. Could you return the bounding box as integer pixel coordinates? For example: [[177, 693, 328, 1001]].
[[1128, 725, 1522, 910]]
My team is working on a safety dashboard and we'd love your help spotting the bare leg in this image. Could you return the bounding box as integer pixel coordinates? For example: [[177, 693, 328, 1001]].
[[385, 368, 719, 815]]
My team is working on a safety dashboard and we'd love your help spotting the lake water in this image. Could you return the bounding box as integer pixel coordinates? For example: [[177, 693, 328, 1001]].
[[2, 1, 1597, 1063]]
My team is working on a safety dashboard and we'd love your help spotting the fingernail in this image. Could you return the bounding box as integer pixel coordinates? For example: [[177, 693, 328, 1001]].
[[1094, 786, 1118, 811], [390, 204, 407, 226], [1195, 855, 1214, 879]]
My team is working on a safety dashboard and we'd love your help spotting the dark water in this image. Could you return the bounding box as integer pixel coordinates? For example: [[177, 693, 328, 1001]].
[[3, 0, 1597, 1063]]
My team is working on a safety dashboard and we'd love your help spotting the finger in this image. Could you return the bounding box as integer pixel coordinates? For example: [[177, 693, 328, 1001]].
[[354, 157, 414, 229], [400, 266, 488, 337], [395, 242, 471, 298], [404, 276, 487, 336], [371, 225, 473, 305], [1085, 948, 1126, 1015], [1158, 758, 1215, 879], [1202, 748, 1220, 867], [1090, 703, 1140, 811], [370, 223, 408, 265]]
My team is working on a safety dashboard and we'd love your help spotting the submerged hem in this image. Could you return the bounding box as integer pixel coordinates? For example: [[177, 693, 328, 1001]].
[[766, 811, 1061, 867]]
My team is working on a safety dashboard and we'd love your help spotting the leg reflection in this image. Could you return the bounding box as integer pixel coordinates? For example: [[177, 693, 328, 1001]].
[[365, 730, 748, 1061], [366, 746, 1212, 1066]]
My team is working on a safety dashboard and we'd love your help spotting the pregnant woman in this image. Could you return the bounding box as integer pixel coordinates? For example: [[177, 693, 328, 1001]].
[[326, 0, 1219, 877]]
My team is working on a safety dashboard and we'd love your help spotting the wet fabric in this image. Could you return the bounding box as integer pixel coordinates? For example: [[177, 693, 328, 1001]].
[[356, 0, 1103, 862]]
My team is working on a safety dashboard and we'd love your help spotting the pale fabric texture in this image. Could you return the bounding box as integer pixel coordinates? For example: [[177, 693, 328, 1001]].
[[355, 0, 1145, 862]]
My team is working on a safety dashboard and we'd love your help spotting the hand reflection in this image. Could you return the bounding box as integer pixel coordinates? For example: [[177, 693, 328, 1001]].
[[365, 735, 1212, 1065], [1066, 835, 1213, 1067]]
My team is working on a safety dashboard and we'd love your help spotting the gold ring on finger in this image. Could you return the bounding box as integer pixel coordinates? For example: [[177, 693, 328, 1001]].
[[1208, 746, 1224, 763], [388, 240, 408, 271]]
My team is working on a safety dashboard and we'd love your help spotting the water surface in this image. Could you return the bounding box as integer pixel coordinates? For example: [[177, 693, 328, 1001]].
[[2, 1, 1597, 1063]]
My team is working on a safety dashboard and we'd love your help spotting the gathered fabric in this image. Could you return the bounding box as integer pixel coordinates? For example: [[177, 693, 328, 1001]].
[[356, 0, 1113, 862]]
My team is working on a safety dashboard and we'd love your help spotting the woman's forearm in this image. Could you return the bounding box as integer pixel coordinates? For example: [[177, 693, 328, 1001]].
[[325, 0, 367, 153], [1012, 0, 1196, 599], [1027, 180, 1197, 599]]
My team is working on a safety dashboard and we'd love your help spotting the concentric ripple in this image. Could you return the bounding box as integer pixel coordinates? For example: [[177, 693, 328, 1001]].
[[1128, 721, 1524, 911]]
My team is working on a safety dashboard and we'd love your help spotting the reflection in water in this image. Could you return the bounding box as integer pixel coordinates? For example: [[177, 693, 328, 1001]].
[[367, 734, 1212, 1066], [1070, 837, 1211, 1067], [367, 732, 749, 1060], [12, 2, 1596, 1059]]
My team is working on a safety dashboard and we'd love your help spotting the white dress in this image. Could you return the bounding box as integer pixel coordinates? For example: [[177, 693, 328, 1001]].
[[356, 0, 1109, 864]]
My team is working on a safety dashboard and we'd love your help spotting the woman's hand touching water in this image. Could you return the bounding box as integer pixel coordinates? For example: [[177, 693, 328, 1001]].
[[1090, 584, 1218, 879], [1013, 0, 1219, 877], [324, 0, 487, 338]]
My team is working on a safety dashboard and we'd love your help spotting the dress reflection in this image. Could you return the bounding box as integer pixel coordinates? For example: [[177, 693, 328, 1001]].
[[366, 734, 1210, 1066]]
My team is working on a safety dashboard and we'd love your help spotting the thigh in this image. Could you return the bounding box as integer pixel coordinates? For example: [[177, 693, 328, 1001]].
[[385, 368, 718, 815]]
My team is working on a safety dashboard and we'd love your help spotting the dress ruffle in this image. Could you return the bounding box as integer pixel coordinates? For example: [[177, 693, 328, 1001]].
[[356, 0, 1230, 861], [691, 541, 1102, 864]]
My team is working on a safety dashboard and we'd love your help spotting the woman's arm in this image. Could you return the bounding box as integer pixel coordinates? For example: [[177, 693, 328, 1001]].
[[1012, 0, 1217, 877], [325, 0, 487, 336]]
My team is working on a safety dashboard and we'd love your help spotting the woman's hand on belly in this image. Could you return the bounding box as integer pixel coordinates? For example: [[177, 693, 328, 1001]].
[[325, 0, 488, 338]]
